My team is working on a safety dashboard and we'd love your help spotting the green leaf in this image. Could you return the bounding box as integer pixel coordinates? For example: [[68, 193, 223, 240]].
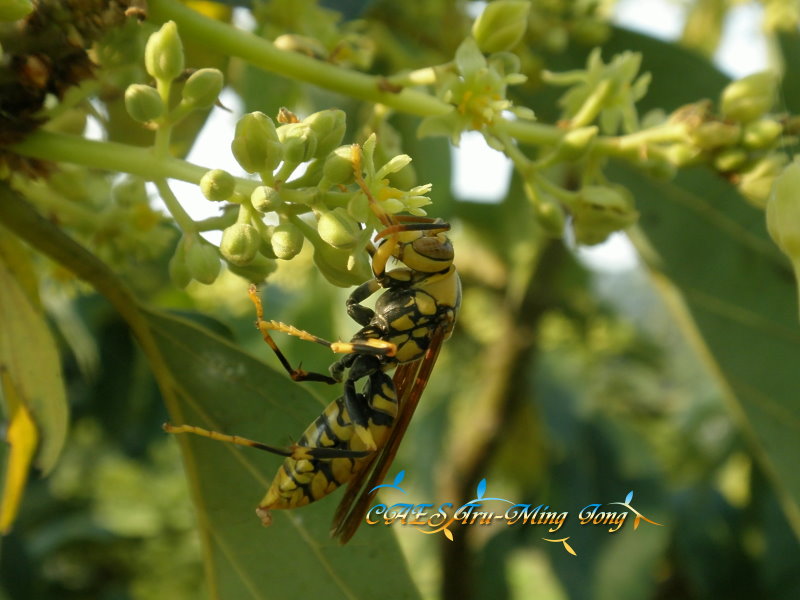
[[143, 309, 420, 599], [0, 235, 69, 475], [613, 163, 800, 538]]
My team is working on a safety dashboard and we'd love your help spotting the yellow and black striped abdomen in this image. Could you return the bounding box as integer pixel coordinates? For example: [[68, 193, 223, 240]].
[[257, 371, 397, 515]]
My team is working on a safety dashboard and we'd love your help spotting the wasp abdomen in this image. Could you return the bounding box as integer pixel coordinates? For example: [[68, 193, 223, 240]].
[[257, 370, 397, 518]]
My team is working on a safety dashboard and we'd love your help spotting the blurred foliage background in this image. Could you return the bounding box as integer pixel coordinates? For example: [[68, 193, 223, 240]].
[[1, 0, 800, 599]]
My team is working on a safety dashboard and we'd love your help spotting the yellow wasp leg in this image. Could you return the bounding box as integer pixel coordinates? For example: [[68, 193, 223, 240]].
[[163, 423, 293, 456], [248, 285, 397, 359], [163, 423, 370, 459]]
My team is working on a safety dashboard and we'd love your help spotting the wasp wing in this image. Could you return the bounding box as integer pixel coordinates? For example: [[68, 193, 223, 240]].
[[331, 325, 448, 544]]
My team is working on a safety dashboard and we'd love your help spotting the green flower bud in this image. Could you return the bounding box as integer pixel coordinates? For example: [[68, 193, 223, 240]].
[[259, 232, 278, 259], [251, 186, 282, 212], [713, 148, 748, 173], [277, 122, 318, 164], [348, 191, 370, 223], [534, 195, 566, 237], [184, 236, 220, 285], [124, 84, 165, 123], [220, 223, 260, 266], [472, 0, 531, 53], [664, 143, 702, 167], [168, 239, 191, 288], [689, 121, 741, 149], [742, 118, 783, 149], [572, 17, 611, 46], [112, 176, 148, 207], [720, 71, 778, 123], [226, 253, 278, 283], [182, 68, 224, 109], [488, 51, 521, 77], [313, 244, 371, 287], [766, 160, 800, 319], [767, 161, 800, 257], [304, 109, 346, 159], [0, 0, 33, 22], [271, 222, 304, 259], [317, 207, 361, 249], [231, 112, 283, 174], [640, 156, 677, 181], [144, 21, 185, 83], [737, 154, 788, 208], [200, 169, 236, 202], [572, 185, 638, 245], [321, 145, 356, 187]]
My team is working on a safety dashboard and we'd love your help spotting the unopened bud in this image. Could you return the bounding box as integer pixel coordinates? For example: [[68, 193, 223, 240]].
[[766, 160, 800, 319], [472, 0, 531, 53], [112, 176, 148, 207], [182, 68, 224, 109], [767, 161, 800, 258], [322, 145, 356, 187], [689, 121, 740, 149], [231, 112, 283, 174], [742, 118, 782, 149], [220, 223, 260, 266], [251, 186, 281, 212], [713, 148, 748, 173], [720, 72, 778, 123], [144, 21, 184, 83], [124, 84, 164, 122], [184, 236, 221, 284], [737, 154, 787, 208], [271, 222, 304, 259], [534, 195, 566, 237], [572, 185, 638, 245], [226, 253, 277, 283], [317, 207, 361, 249], [348, 191, 370, 223], [277, 122, 318, 164], [168, 239, 191, 288], [200, 169, 236, 202], [304, 109, 346, 159], [664, 143, 702, 167], [313, 243, 371, 287]]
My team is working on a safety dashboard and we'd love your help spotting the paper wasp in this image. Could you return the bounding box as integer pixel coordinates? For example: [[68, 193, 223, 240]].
[[165, 154, 460, 543]]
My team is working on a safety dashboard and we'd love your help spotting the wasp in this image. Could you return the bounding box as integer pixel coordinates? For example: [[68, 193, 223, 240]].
[[165, 159, 460, 544]]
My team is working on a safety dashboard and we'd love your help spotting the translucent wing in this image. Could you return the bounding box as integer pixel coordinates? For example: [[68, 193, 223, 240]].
[[330, 326, 448, 544]]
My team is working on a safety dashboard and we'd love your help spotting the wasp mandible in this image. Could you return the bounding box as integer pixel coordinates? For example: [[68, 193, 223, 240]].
[[165, 148, 460, 543]]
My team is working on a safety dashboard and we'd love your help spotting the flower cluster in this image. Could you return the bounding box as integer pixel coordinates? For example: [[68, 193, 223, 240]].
[[418, 1, 535, 145], [128, 22, 434, 289]]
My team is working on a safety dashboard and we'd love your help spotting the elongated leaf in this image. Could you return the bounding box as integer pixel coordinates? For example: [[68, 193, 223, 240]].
[[143, 309, 420, 600], [0, 238, 69, 474], [613, 163, 800, 537], [0, 375, 38, 533]]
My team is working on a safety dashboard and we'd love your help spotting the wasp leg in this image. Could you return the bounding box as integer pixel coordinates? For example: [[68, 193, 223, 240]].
[[248, 285, 339, 383], [346, 279, 381, 326], [249, 285, 398, 382], [339, 378, 377, 450], [163, 423, 370, 459]]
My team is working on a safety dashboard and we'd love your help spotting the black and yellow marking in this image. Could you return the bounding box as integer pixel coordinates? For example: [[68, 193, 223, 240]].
[[255, 369, 398, 522], [166, 145, 460, 542]]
